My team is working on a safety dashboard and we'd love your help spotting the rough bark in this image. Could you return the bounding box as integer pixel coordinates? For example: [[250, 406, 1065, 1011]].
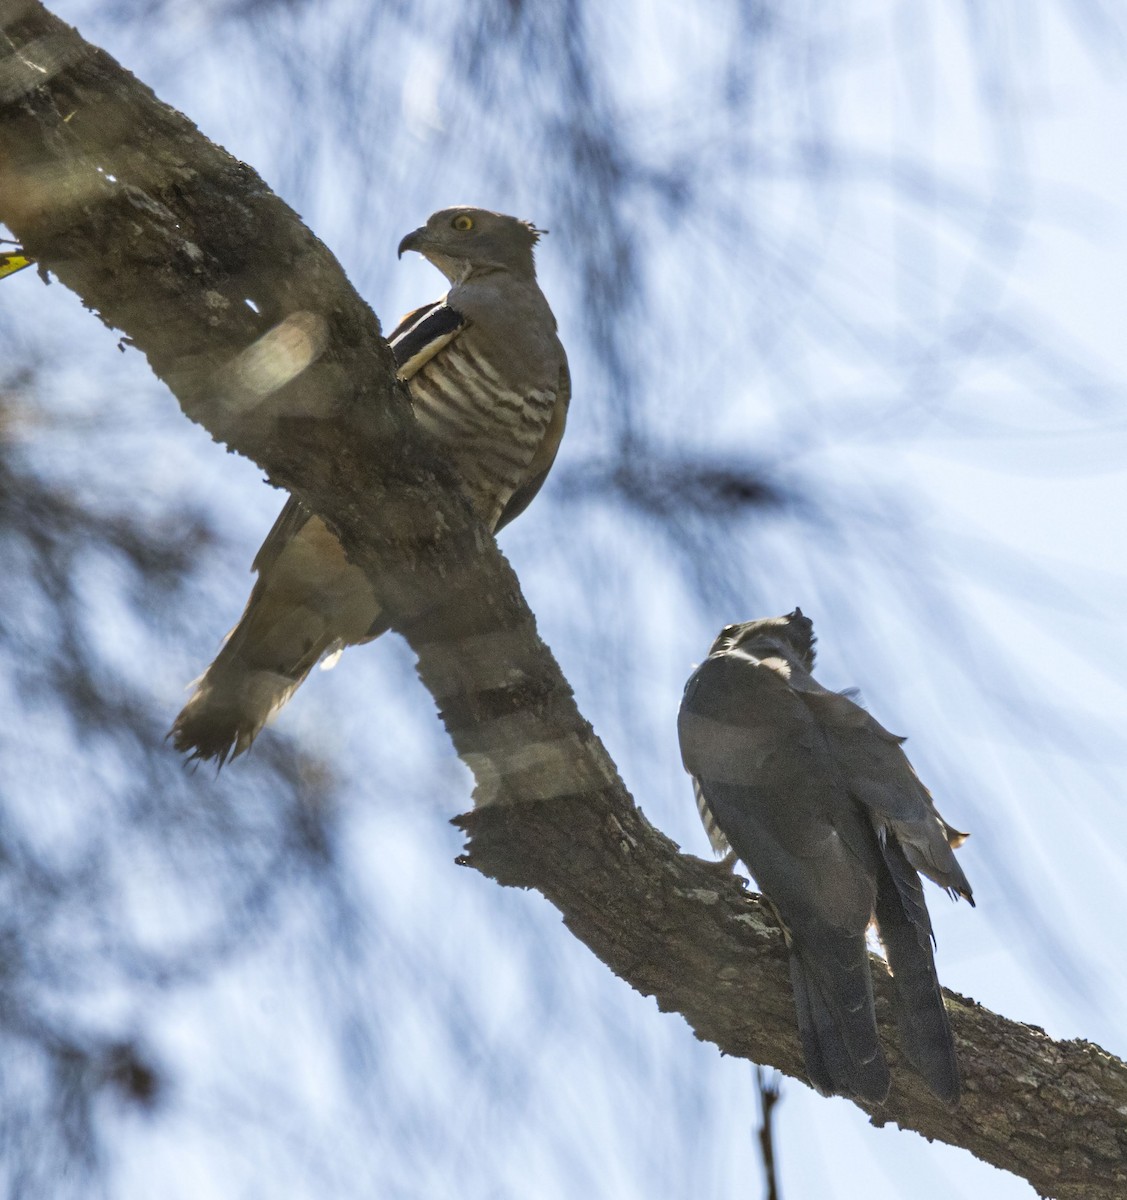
[[0, 4, 1123, 1197]]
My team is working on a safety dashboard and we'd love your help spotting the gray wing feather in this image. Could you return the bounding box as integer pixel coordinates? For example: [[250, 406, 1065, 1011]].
[[799, 686, 973, 903], [251, 495, 313, 580]]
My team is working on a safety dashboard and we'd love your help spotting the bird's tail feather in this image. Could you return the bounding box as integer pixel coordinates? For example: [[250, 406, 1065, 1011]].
[[170, 600, 340, 764], [170, 653, 317, 766], [789, 940, 889, 1104], [875, 843, 961, 1104]]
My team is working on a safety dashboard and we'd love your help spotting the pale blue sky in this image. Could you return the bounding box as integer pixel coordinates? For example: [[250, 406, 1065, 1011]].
[[3, 3, 1125, 1198]]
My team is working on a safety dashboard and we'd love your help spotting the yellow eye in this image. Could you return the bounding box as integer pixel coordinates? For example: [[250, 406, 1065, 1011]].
[[451, 214, 474, 231]]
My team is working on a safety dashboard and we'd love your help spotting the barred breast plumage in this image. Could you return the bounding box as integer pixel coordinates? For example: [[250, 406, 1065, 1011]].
[[408, 336, 558, 528]]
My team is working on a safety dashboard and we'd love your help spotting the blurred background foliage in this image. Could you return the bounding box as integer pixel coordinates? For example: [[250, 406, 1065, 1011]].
[[2, 1, 1126, 1196]]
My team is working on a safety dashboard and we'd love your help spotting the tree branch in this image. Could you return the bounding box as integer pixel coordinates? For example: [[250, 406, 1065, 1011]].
[[1, 5, 1123, 1197]]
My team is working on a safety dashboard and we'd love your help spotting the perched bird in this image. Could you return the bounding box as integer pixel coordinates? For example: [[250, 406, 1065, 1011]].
[[677, 609, 973, 1105], [172, 207, 570, 763]]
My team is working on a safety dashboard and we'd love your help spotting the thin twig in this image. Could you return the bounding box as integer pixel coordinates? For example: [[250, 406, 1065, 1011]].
[[755, 1066, 783, 1200]]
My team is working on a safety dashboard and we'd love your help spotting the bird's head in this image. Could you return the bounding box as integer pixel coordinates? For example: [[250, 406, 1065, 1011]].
[[709, 607, 817, 670], [397, 207, 545, 284]]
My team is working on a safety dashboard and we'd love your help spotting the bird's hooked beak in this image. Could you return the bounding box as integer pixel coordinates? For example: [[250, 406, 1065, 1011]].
[[397, 227, 426, 259]]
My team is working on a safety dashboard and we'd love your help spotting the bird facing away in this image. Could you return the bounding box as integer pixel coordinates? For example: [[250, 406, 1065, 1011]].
[[677, 609, 974, 1105], [171, 207, 570, 764]]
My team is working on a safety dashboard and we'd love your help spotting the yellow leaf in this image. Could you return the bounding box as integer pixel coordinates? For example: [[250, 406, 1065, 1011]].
[[0, 254, 34, 281]]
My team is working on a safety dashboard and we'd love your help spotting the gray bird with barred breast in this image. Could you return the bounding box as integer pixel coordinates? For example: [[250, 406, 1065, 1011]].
[[172, 207, 570, 764], [678, 609, 973, 1105]]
